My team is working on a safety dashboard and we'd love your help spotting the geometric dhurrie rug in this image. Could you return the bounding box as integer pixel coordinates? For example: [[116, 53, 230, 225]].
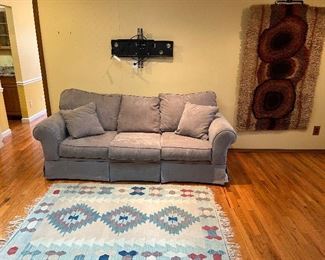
[[0, 184, 240, 260]]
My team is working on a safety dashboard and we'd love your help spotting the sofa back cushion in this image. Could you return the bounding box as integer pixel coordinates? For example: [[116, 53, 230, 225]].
[[159, 91, 217, 132], [60, 89, 121, 131], [117, 95, 160, 133]]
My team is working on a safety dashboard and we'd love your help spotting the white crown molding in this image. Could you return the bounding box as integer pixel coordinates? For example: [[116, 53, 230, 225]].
[[16, 76, 42, 87], [21, 109, 47, 123]]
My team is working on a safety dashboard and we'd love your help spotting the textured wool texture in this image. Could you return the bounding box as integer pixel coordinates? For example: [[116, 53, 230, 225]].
[[237, 5, 325, 131], [0, 184, 240, 260]]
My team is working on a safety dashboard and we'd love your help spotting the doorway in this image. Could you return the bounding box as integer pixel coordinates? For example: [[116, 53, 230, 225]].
[[0, 1, 47, 143], [0, 6, 22, 120]]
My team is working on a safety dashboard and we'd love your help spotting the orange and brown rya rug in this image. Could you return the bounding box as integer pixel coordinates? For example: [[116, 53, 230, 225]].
[[237, 4, 325, 131]]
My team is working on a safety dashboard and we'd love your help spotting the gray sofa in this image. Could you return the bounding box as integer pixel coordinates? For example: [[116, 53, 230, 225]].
[[33, 89, 237, 185]]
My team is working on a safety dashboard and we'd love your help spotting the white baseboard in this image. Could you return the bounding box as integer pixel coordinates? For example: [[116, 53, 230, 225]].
[[1, 128, 12, 138], [1, 129, 12, 148], [21, 109, 47, 123], [16, 76, 42, 86]]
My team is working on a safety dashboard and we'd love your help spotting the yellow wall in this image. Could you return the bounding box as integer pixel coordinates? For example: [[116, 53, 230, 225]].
[[19, 81, 45, 117], [0, 1, 46, 119], [17, 81, 45, 119], [37, 0, 325, 149], [0, 90, 9, 132]]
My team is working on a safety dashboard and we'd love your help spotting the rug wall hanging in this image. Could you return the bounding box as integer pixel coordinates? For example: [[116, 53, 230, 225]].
[[237, 4, 325, 131], [0, 184, 240, 259]]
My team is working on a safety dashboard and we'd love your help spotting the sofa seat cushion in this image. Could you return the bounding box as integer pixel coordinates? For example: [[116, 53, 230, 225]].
[[161, 132, 211, 162], [109, 133, 161, 162], [59, 131, 117, 159]]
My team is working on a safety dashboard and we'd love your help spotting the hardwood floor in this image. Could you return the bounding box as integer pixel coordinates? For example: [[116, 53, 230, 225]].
[[0, 119, 324, 260]]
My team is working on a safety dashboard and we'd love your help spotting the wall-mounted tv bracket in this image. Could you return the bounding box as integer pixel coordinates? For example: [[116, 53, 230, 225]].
[[111, 28, 173, 68], [275, 0, 304, 4]]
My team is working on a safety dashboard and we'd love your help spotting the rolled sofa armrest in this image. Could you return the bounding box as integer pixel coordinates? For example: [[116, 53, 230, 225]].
[[33, 112, 68, 160], [208, 113, 237, 165]]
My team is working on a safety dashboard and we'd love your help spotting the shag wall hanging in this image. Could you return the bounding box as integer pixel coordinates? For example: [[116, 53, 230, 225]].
[[237, 4, 325, 131]]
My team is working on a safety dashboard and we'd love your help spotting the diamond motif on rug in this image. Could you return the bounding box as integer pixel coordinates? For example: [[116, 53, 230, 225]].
[[149, 206, 199, 235], [47, 203, 100, 234], [0, 184, 240, 259], [101, 205, 148, 234]]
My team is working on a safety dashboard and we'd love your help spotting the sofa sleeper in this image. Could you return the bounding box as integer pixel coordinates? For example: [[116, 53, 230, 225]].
[[33, 89, 236, 185]]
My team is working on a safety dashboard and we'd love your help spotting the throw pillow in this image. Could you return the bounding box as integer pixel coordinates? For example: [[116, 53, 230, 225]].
[[60, 89, 121, 131], [175, 102, 218, 140], [159, 91, 217, 132], [60, 102, 105, 138]]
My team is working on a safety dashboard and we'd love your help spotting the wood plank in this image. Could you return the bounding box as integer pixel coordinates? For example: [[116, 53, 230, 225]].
[[0, 119, 324, 259]]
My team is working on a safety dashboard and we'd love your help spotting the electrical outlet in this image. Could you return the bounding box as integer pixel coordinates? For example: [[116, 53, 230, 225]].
[[312, 126, 320, 135]]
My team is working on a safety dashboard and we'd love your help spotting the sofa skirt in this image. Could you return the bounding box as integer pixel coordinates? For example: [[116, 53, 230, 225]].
[[44, 159, 228, 185], [109, 162, 161, 182], [45, 160, 109, 181], [161, 162, 228, 185]]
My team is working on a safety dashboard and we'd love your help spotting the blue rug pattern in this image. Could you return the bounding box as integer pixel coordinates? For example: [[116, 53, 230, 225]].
[[0, 184, 239, 259]]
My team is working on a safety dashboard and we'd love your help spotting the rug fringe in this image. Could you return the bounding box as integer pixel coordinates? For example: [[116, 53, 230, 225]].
[[0, 196, 44, 250], [216, 204, 242, 260]]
